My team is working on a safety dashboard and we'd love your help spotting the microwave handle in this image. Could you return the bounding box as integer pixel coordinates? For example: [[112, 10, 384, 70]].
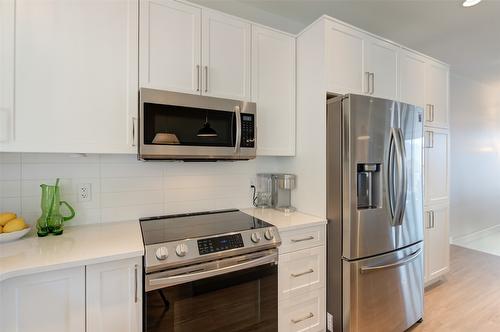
[[234, 106, 241, 153]]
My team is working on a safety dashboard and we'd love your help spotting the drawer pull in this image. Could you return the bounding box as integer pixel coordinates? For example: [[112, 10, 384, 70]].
[[291, 236, 314, 243], [291, 269, 314, 278], [291, 312, 314, 324]]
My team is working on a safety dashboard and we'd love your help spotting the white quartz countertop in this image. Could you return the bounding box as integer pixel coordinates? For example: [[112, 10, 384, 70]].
[[0, 221, 144, 282], [241, 208, 327, 231]]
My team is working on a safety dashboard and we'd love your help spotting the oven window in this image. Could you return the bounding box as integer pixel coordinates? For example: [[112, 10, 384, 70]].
[[144, 264, 277, 332], [143, 103, 236, 147]]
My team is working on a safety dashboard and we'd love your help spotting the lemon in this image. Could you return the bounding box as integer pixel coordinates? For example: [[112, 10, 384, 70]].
[[0, 213, 17, 226], [3, 218, 27, 233], [0, 225, 3, 233]]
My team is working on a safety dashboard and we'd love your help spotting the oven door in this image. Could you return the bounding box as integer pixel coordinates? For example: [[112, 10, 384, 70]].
[[144, 250, 278, 332], [139, 88, 256, 160]]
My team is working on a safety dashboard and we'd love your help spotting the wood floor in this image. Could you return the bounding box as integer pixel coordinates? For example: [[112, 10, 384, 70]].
[[410, 245, 500, 332]]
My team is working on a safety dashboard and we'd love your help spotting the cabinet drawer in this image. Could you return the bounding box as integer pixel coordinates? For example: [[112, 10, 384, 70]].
[[279, 246, 325, 300], [279, 225, 326, 254], [279, 287, 326, 332]]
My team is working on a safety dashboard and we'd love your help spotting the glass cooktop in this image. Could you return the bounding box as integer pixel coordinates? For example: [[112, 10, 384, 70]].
[[140, 209, 272, 245]]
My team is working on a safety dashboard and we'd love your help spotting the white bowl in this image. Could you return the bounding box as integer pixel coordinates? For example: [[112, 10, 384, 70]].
[[0, 227, 31, 243]]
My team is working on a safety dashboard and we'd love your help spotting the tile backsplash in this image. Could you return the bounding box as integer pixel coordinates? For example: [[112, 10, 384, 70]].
[[0, 153, 282, 226]]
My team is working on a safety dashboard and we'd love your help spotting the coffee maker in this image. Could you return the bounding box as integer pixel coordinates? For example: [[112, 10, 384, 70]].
[[255, 173, 296, 212]]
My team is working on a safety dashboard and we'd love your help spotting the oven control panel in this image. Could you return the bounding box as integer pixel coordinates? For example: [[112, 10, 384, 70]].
[[198, 234, 244, 255]]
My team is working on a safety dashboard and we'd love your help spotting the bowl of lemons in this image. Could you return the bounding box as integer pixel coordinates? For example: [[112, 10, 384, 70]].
[[0, 213, 31, 243]]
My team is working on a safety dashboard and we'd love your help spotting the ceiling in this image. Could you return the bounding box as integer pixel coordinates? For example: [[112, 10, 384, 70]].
[[192, 0, 500, 88]]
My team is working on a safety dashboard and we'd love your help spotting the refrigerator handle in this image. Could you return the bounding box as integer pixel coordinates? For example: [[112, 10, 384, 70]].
[[390, 128, 407, 226], [360, 248, 422, 273]]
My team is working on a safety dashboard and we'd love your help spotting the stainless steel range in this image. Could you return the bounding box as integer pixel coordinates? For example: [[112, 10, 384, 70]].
[[140, 209, 281, 332]]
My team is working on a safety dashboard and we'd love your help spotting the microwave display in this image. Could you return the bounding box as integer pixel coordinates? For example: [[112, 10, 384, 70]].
[[143, 103, 236, 147]]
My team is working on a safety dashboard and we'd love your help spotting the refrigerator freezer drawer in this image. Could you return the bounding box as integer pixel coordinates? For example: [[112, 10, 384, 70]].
[[342, 242, 423, 332]]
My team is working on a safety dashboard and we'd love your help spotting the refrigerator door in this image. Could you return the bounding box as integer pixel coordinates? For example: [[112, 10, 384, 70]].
[[342, 95, 423, 260], [342, 242, 424, 332]]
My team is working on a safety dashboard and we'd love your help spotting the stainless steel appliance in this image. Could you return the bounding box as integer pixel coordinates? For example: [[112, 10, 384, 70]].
[[254, 173, 297, 212], [140, 209, 281, 332], [139, 88, 256, 160], [326, 94, 424, 332]]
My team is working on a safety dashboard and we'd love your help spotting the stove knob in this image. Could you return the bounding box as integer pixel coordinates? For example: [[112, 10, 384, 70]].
[[264, 229, 275, 241], [155, 247, 169, 260], [251, 232, 262, 243], [175, 244, 189, 257]]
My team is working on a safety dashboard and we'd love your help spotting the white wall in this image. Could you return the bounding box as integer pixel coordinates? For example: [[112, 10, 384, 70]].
[[0, 153, 287, 226], [450, 74, 500, 239]]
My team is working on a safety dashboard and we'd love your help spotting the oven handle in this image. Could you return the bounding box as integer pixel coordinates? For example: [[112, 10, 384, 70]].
[[148, 251, 277, 289]]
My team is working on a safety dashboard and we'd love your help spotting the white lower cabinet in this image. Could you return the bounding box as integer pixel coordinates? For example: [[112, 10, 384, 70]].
[[424, 204, 450, 284], [86, 257, 142, 332], [278, 224, 326, 332], [0, 258, 142, 332], [0, 266, 86, 332]]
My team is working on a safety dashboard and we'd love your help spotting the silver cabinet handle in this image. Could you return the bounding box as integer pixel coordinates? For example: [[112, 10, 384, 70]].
[[204, 66, 208, 93], [291, 269, 314, 278], [291, 236, 314, 243], [131, 117, 138, 147], [426, 211, 432, 229], [431, 104, 435, 122], [431, 210, 435, 228], [370, 72, 375, 95], [426, 104, 432, 123], [196, 65, 200, 92], [424, 131, 434, 149], [360, 248, 422, 273], [134, 264, 138, 303], [291, 312, 314, 324], [364, 72, 370, 94]]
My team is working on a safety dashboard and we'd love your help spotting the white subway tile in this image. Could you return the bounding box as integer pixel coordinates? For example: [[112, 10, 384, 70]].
[[101, 190, 163, 208], [101, 204, 164, 223], [165, 200, 216, 215], [21, 163, 99, 180], [0, 180, 21, 198], [0, 163, 21, 181], [101, 177, 163, 193], [100, 163, 163, 178], [0, 153, 21, 163], [21, 153, 100, 164]]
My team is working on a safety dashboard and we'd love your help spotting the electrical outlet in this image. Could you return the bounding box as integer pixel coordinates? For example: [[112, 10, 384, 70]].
[[78, 183, 92, 202]]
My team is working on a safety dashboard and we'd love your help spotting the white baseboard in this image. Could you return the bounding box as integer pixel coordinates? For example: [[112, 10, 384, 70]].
[[451, 224, 500, 246]]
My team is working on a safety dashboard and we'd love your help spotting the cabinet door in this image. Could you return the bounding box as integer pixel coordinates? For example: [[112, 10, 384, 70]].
[[365, 37, 399, 100], [86, 257, 142, 332], [424, 204, 450, 282], [425, 61, 449, 128], [325, 21, 365, 95], [202, 9, 251, 101], [399, 49, 426, 107], [0, 0, 14, 144], [139, 0, 201, 94], [8, 0, 138, 154], [0, 267, 85, 332], [424, 128, 449, 205], [252, 26, 295, 156], [279, 287, 326, 332]]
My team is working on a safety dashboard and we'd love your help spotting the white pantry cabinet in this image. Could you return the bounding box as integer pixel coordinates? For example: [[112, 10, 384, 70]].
[[399, 49, 426, 108], [0, 266, 86, 332], [324, 20, 398, 100], [424, 127, 449, 206], [425, 60, 449, 128], [86, 257, 142, 332], [139, 0, 201, 94], [424, 204, 450, 283], [0, 0, 138, 154], [252, 26, 296, 156], [140, 1, 251, 101]]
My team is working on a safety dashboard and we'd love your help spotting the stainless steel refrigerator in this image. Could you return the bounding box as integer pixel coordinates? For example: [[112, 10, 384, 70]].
[[326, 94, 424, 332]]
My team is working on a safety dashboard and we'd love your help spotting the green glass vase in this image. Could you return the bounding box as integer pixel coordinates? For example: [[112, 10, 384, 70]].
[[36, 183, 75, 236]]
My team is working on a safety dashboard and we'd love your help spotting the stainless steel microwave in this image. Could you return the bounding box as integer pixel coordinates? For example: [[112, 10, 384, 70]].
[[138, 88, 256, 160]]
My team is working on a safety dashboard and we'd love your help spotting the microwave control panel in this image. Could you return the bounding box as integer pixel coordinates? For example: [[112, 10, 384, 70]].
[[240, 114, 255, 148]]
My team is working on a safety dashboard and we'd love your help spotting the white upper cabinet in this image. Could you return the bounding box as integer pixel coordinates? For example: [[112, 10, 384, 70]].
[[0, 267, 86, 332], [424, 204, 450, 283], [202, 9, 251, 101], [399, 49, 426, 108], [364, 36, 399, 100], [0, 0, 14, 144], [425, 61, 449, 128], [252, 26, 296, 156], [424, 128, 449, 206], [325, 20, 365, 95], [1, 0, 138, 153], [86, 258, 142, 332], [139, 0, 201, 94]]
